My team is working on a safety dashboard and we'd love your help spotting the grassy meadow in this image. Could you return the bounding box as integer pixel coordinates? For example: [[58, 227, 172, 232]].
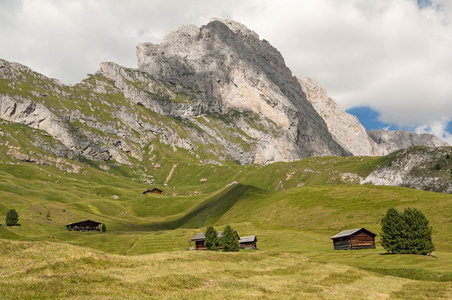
[[0, 158, 452, 299]]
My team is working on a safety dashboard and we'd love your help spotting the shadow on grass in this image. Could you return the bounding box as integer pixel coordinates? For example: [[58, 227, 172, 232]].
[[362, 267, 452, 282], [142, 184, 258, 231]]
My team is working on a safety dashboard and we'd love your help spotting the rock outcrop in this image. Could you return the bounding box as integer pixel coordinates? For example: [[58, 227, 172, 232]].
[[297, 76, 449, 156], [297, 77, 377, 156], [0, 19, 449, 171], [136, 18, 350, 159], [368, 129, 449, 156], [363, 146, 452, 193]]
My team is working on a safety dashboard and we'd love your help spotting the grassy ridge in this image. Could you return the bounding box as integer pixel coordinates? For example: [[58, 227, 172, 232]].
[[1, 239, 451, 299], [0, 158, 452, 298]]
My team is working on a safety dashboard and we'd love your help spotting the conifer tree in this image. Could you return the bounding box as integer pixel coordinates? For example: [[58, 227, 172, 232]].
[[101, 223, 106, 232], [380, 207, 434, 255], [380, 207, 404, 253], [402, 207, 434, 255], [6, 209, 19, 226], [221, 225, 240, 252], [205, 225, 219, 251]]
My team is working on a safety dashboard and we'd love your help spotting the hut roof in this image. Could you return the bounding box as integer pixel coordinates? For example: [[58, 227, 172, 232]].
[[239, 235, 257, 243], [191, 230, 239, 241], [66, 220, 102, 227], [330, 228, 377, 239], [143, 188, 163, 194]]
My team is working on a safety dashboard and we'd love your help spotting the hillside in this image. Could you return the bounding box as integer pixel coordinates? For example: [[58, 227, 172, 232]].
[[1, 17, 452, 298], [1, 158, 452, 298], [1, 18, 448, 174]]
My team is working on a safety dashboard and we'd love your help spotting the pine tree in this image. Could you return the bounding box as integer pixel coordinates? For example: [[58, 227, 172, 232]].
[[402, 207, 434, 255], [380, 207, 434, 255], [205, 225, 219, 251], [380, 207, 404, 253], [221, 225, 240, 252], [6, 209, 19, 226], [101, 223, 106, 232]]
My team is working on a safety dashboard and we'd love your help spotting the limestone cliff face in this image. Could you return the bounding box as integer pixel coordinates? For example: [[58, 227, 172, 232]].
[[297, 77, 377, 156], [136, 18, 350, 159], [363, 146, 452, 193], [0, 19, 448, 170], [368, 129, 449, 156], [297, 76, 449, 156]]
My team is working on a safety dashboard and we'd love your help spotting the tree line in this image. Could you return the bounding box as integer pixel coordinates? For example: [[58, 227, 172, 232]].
[[205, 224, 240, 252]]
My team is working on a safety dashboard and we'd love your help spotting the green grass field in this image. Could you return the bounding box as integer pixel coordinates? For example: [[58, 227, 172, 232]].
[[0, 159, 451, 299]]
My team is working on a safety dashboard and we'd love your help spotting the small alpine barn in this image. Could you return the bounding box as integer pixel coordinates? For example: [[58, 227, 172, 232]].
[[330, 228, 377, 250]]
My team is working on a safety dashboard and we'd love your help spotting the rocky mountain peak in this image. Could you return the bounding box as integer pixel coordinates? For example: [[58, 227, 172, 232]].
[[135, 19, 349, 159]]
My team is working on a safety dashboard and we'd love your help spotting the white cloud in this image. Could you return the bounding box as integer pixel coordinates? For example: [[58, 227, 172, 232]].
[[0, 0, 451, 139], [415, 119, 452, 145]]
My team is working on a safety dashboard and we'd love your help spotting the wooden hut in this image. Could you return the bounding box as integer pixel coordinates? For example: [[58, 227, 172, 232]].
[[239, 235, 257, 249], [330, 228, 377, 250], [190, 231, 240, 250], [143, 188, 163, 195], [66, 220, 102, 231]]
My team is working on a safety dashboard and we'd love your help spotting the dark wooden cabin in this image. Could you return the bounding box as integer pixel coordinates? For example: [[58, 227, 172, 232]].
[[330, 228, 377, 250], [239, 235, 257, 249], [66, 220, 102, 231], [190, 231, 240, 250], [143, 188, 163, 195]]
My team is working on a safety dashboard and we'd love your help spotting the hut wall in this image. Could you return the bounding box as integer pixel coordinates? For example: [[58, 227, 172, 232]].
[[195, 241, 206, 250], [350, 232, 375, 249], [240, 242, 256, 249], [333, 238, 351, 250]]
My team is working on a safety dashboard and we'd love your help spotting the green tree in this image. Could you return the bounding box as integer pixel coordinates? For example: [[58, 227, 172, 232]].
[[402, 207, 434, 255], [380, 207, 434, 255], [205, 225, 219, 251], [221, 225, 240, 252], [101, 223, 106, 232], [6, 209, 19, 226], [380, 207, 404, 253]]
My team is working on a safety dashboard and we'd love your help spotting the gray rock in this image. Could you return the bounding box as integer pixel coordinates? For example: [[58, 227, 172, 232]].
[[136, 18, 350, 160]]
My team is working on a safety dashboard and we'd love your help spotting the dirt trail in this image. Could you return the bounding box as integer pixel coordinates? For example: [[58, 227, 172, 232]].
[[164, 164, 177, 185]]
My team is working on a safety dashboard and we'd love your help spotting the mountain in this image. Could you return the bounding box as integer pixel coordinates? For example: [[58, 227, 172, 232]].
[[297, 76, 449, 156], [0, 18, 448, 172]]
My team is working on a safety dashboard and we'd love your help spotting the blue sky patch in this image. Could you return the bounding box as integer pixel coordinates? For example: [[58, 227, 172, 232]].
[[346, 106, 393, 132], [417, 0, 432, 9], [447, 120, 452, 134]]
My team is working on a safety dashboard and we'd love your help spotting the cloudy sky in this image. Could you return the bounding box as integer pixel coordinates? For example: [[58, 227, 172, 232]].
[[1, 0, 451, 143]]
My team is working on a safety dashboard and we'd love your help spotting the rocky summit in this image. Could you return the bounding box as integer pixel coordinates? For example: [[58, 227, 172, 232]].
[[0, 18, 448, 170]]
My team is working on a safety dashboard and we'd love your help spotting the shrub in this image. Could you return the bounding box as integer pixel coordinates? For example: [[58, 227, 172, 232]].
[[6, 209, 19, 226], [101, 223, 106, 232], [446, 153, 450, 159], [380, 207, 434, 255], [205, 225, 219, 251], [221, 225, 239, 252], [434, 163, 441, 170]]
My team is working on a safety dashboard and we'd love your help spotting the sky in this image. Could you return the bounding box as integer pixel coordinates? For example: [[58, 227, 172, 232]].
[[1, 0, 451, 143]]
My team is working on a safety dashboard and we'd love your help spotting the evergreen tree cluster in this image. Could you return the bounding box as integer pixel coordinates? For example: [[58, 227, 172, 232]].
[[380, 207, 434, 255], [6, 209, 19, 226], [204, 225, 240, 252]]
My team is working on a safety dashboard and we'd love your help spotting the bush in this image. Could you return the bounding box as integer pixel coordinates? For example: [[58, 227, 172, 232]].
[[434, 163, 441, 170], [221, 225, 240, 252], [446, 153, 450, 159], [101, 223, 106, 232], [6, 209, 19, 226], [380, 207, 434, 255], [205, 225, 219, 251]]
